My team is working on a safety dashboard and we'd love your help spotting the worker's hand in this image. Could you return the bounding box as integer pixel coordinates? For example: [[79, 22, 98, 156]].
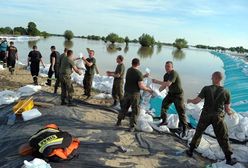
[[143, 73, 149, 78], [187, 99, 192, 104], [43, 64, 46, 68], [227, 111, 234, 116], [82, 56, 86, 61], [78, 71, 83, 75], [106, 71, 111, 76]]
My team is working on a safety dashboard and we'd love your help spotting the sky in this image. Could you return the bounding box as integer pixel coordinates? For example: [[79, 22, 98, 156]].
[[0, 0, 247, 48]]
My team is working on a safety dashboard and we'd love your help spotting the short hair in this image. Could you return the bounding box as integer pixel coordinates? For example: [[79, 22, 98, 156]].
[[67, 50, 73, 56], [10, 41, 14, 45], [50, 46, 56, 50], [132, 58, 140, 66], [117, 55, 124, 61], [166, 61, 173, 65], [212, 71, 223, 80], [33, 45, 37, 49], [64, 48, 68, 53]]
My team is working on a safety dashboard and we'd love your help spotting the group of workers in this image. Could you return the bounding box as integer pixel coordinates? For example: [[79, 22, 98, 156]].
[[0, 40, 237, 165]]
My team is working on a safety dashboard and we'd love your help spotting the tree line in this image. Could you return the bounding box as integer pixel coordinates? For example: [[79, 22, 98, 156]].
[[64, 30, 188, 50], [195, 45, 248, 54], [0, 22, 49, 37]]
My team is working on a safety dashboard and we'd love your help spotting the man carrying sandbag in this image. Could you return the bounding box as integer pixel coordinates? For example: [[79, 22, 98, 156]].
[[19, 124, 80, 162], [186, 71, 237, 166]]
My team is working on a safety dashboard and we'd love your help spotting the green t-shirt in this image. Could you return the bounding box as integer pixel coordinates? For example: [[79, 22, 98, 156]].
[[114, 63, 125, 80], [85, 57, 96, 76], [198, 85, 231, 114], [163, 70, 183, 95], [124, 67, 143, 94], [59, 56, 75, 75]]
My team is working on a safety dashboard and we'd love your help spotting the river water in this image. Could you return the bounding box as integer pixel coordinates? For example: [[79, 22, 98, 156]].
[[13, 36, 224, 99]]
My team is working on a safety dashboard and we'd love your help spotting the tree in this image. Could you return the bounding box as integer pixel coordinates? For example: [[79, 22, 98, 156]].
[[64, 30, 74, 41], [173, 38, 188, 50], [13, 27, 27, 35], [106, 33, 119, 44], [117, 37, 125, 43], [40, 31, 49, 38], [125, 36, 129, 45], [138, 33, 155, 47], [27, 22, 40, 36]]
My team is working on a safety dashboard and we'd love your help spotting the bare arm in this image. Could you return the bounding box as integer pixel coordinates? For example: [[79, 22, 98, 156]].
[[52, 57, 55, 67], [225, 104, 233, 115], [40, 59, 45, 68], [159, 81, 172, 92], [27, 57, 30, 66], [138, 81, 153, 94], [16, 52, 18, 61], [187, 97, 202, 104], [72, 65, 82, 75], [106, 71, 121, 78], [82, 57, 93, 67]]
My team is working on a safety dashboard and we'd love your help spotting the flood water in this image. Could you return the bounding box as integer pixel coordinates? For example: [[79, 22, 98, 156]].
[[14, 36, 224, 100]]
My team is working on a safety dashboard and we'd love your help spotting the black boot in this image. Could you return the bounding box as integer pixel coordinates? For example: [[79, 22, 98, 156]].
[[158, 118, 168, 127], [61, 100, 67, 105], [33, 77, 38, 85], [46, 80, 51, 86], [116, 119, 122, 126], [186, 147, 194, 157], [225, 155, 237, 166], [111, 100, 118, 107]]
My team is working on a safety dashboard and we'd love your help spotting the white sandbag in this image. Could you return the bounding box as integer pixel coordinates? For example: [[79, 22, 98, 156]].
[[167, 114, 179, 129], [212, 160, 246, 168], [17, 85, 42, 96], [149, 122, 170, 133], [225, 113, 239, 128], [0, 90, 20, 105], [0, 64, 4, 70], [22, 108, 42, 121], [136, 119, 153, 133], [93, 93, 112, 99], [75, 59, 86, 70], [22, 158, 52, 168], [232, 144, 248, 162]]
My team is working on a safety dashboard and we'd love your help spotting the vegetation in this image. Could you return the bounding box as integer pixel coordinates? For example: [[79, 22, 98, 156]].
[[64, 30, 74, 41], [0, 22, 49, 37], [124, 36, 129, 45], [106, 33, 119, 44], [195, 44, 248, 53], [87, 35, 101, 40], [173, 38, 188, 50], [139, 33, 155, 47]]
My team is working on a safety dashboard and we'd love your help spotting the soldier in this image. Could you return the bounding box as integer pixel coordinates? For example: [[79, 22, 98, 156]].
[[46, 46, 60, 86], [106, 55, 125, 106], [186, 71, 237, 165], [152, 61, 188, 137], [6, 41, 18, 75], [27, 45, 45, 85], [54, 48, 68, 94], [60, 50, 82, 106], [116, 58, 153, 132], [82, 49, 96, 99], [0, 38, 8, 67]]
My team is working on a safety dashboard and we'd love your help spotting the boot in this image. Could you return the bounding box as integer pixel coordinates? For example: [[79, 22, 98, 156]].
[[111, 100, 118, 107], [33, 77, 38, 85], [116, 119, 122, 126], [158, 118, 168, 127], [46, 80, 51, 86], [225, 155, 237, 166], [186, 147, 194, 157], [61, 100, 67, 105]]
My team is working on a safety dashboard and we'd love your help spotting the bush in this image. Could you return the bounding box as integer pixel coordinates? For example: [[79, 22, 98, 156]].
[[106, 33, 119, 44], [173, 38, 188, 50], [139, 34, 155, 47], [64, 30, 74, 41]]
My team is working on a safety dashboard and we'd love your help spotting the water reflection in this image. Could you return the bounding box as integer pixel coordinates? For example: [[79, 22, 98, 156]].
[[124, 45, 129, 53], [28, 40, 38, 49], [137, 47, 154, 58], [64, 40, 74, 49], [106, 44, 122, 54], [172, 49, 186, 60], [157, 45, 162, 54]]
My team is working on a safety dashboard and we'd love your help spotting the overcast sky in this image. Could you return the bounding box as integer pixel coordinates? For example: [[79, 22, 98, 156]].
[[0, 0, 247, 48]]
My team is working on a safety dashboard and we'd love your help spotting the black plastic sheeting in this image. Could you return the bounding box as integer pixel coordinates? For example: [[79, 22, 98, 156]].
[[0, 91, 210, 168]]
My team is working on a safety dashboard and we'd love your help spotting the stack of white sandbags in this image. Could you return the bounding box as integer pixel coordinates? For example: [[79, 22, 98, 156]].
[[0, 64, 4, 70], [0, 85, 41, 106]]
